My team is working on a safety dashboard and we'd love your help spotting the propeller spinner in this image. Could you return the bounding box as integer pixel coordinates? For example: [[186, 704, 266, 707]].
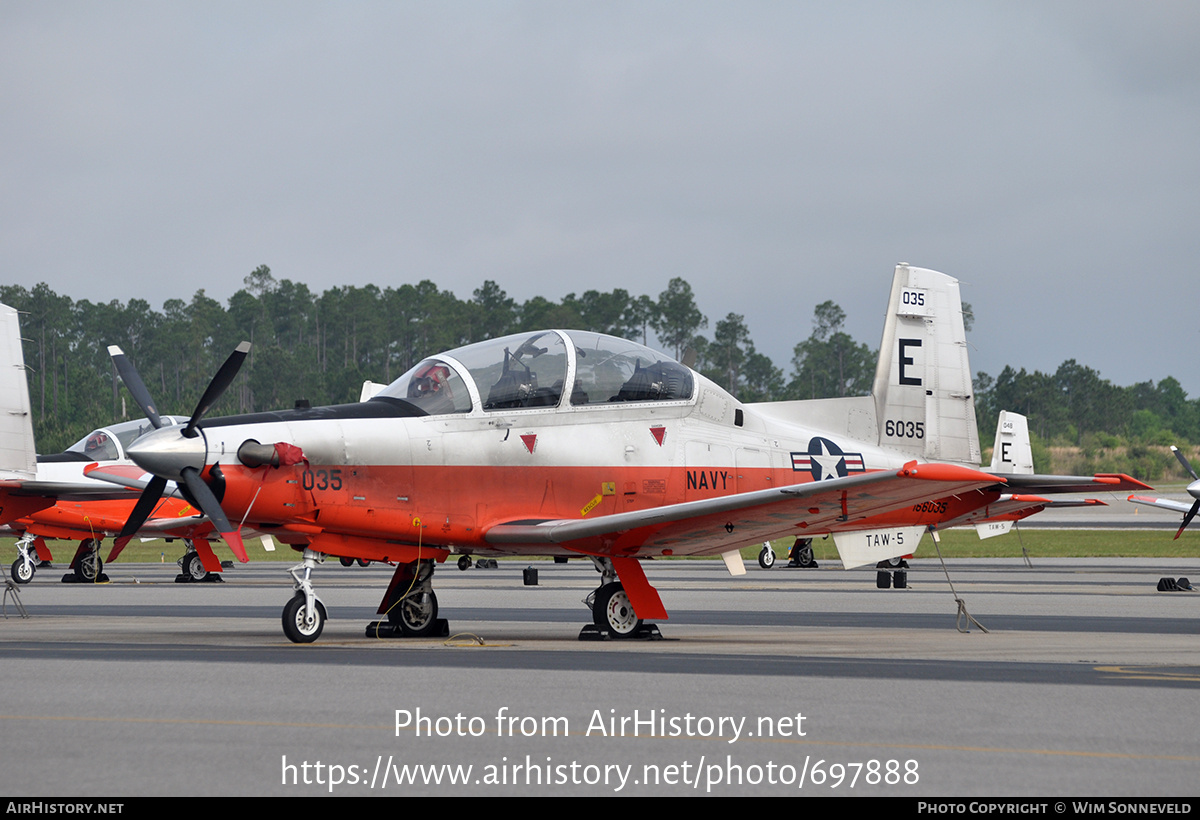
[[108, 342, 251, 561]]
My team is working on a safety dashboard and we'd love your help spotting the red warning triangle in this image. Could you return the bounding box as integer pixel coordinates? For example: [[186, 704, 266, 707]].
[[649, 426, 666, 446], [520, 434, 537, 453]]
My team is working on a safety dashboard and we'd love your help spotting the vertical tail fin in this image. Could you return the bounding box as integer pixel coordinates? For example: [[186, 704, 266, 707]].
[[989, 410, 1034, 475], [0, 303, 36, 478], [871, 264, 979, 465], [974, 410, 1034, 539]]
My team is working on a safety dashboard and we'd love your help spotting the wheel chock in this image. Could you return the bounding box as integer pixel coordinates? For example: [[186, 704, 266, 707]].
[[364, 618, 450, 638], [61, 573, 110, 584], [876, 571, 891, 589], [1158, 577, 1194, 592], [174, 573, 225, 584], [577, 623, 663, 641]]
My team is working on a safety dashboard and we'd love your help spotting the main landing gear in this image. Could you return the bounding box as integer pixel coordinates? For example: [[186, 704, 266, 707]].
[[367, 559, 448, 639], [875, 556, 909, 589], [63, 539, 106, 583], [177, 540, 223, 583], [789, 538, 818, 569], [580, 557, 661, 641]]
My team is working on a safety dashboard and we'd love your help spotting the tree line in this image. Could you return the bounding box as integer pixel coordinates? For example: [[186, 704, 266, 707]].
[[2, 268, 1196, 467]]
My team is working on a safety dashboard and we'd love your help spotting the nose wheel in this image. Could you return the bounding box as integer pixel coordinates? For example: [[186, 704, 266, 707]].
[[283, 549, 329, 644], [11, 557, 34, 584], [757, 543, 776, 569], [11, 536, 36, 584], [282, 593, 327, 643]]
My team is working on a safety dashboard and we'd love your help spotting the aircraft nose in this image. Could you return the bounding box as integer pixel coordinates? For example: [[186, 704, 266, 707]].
[[1188, 478, 1200, 501], [126, 426, 207, 480]]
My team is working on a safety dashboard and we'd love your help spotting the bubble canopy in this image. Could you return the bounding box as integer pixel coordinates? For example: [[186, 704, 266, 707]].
[[373, 330, 694, 416], [65, 416, 188, 461]]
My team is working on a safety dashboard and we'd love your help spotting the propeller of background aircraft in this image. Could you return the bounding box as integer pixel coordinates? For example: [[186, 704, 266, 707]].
[[107, 342, 251, 561], [1128, 445, 1200, 540], [1170, 446, 1200, 538]]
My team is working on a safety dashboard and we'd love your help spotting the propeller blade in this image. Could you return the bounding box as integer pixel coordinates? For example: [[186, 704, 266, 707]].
[[180, 466, 248, 562], [184, 341, 251, 438], [1174, 499, 1200, 541], [108, 475, 168, 561], [108, 345, 163, 430], [1172, 446, 1199, 482]]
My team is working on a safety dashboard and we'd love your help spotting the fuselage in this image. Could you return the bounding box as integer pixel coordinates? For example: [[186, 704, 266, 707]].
[[169, 329, 999, 561]]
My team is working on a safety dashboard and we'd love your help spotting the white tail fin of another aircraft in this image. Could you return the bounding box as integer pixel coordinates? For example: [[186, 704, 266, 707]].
[[0, 303, 36, 478], [974, 411, 1035, 539], [871, 264, 980, 466], [988, 410, 1034, 475]]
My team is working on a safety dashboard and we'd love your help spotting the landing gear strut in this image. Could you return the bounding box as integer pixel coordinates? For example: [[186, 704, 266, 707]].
[[65, 539, 106, 583], [10, 535, 37, 584], [282, 548, 328, 643]]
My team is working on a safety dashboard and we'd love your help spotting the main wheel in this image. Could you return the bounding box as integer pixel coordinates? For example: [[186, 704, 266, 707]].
[[75, 550, 102, 582], [182, 552, 208, 581], [282, 594, 327, 643], [457, 555, 472, 571], [758, 545, 776, 569], [796, 544, 816, 568], [11, 558, 33, 584], [593, 582, 641, 638], [390, 590, 439, 637], [339, 556, 354, 567]]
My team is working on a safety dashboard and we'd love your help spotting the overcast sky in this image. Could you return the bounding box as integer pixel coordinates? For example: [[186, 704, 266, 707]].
[[3, 1, 1197, 395]]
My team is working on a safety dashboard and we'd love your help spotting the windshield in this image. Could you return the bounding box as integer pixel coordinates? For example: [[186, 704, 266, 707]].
[[373, 358, 472, 415]]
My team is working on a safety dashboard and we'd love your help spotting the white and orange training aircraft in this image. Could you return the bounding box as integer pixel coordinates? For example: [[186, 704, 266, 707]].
[[78, 265, 1148, 643], [0, 303, 235, 584]]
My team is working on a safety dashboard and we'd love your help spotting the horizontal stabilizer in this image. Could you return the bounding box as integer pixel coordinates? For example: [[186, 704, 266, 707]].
[[1128, 495, 1194, 515], [993, 473, 1151, 494]]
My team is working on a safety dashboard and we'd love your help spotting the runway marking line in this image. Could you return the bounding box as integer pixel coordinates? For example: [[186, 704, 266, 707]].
[[1094, 665, 1200, 683], [1, 714, 1197, 764]]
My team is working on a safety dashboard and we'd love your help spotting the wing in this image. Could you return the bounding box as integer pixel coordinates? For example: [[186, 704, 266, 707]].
[[485, 462, 1002, 557], [0, 480, 145, 527]]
